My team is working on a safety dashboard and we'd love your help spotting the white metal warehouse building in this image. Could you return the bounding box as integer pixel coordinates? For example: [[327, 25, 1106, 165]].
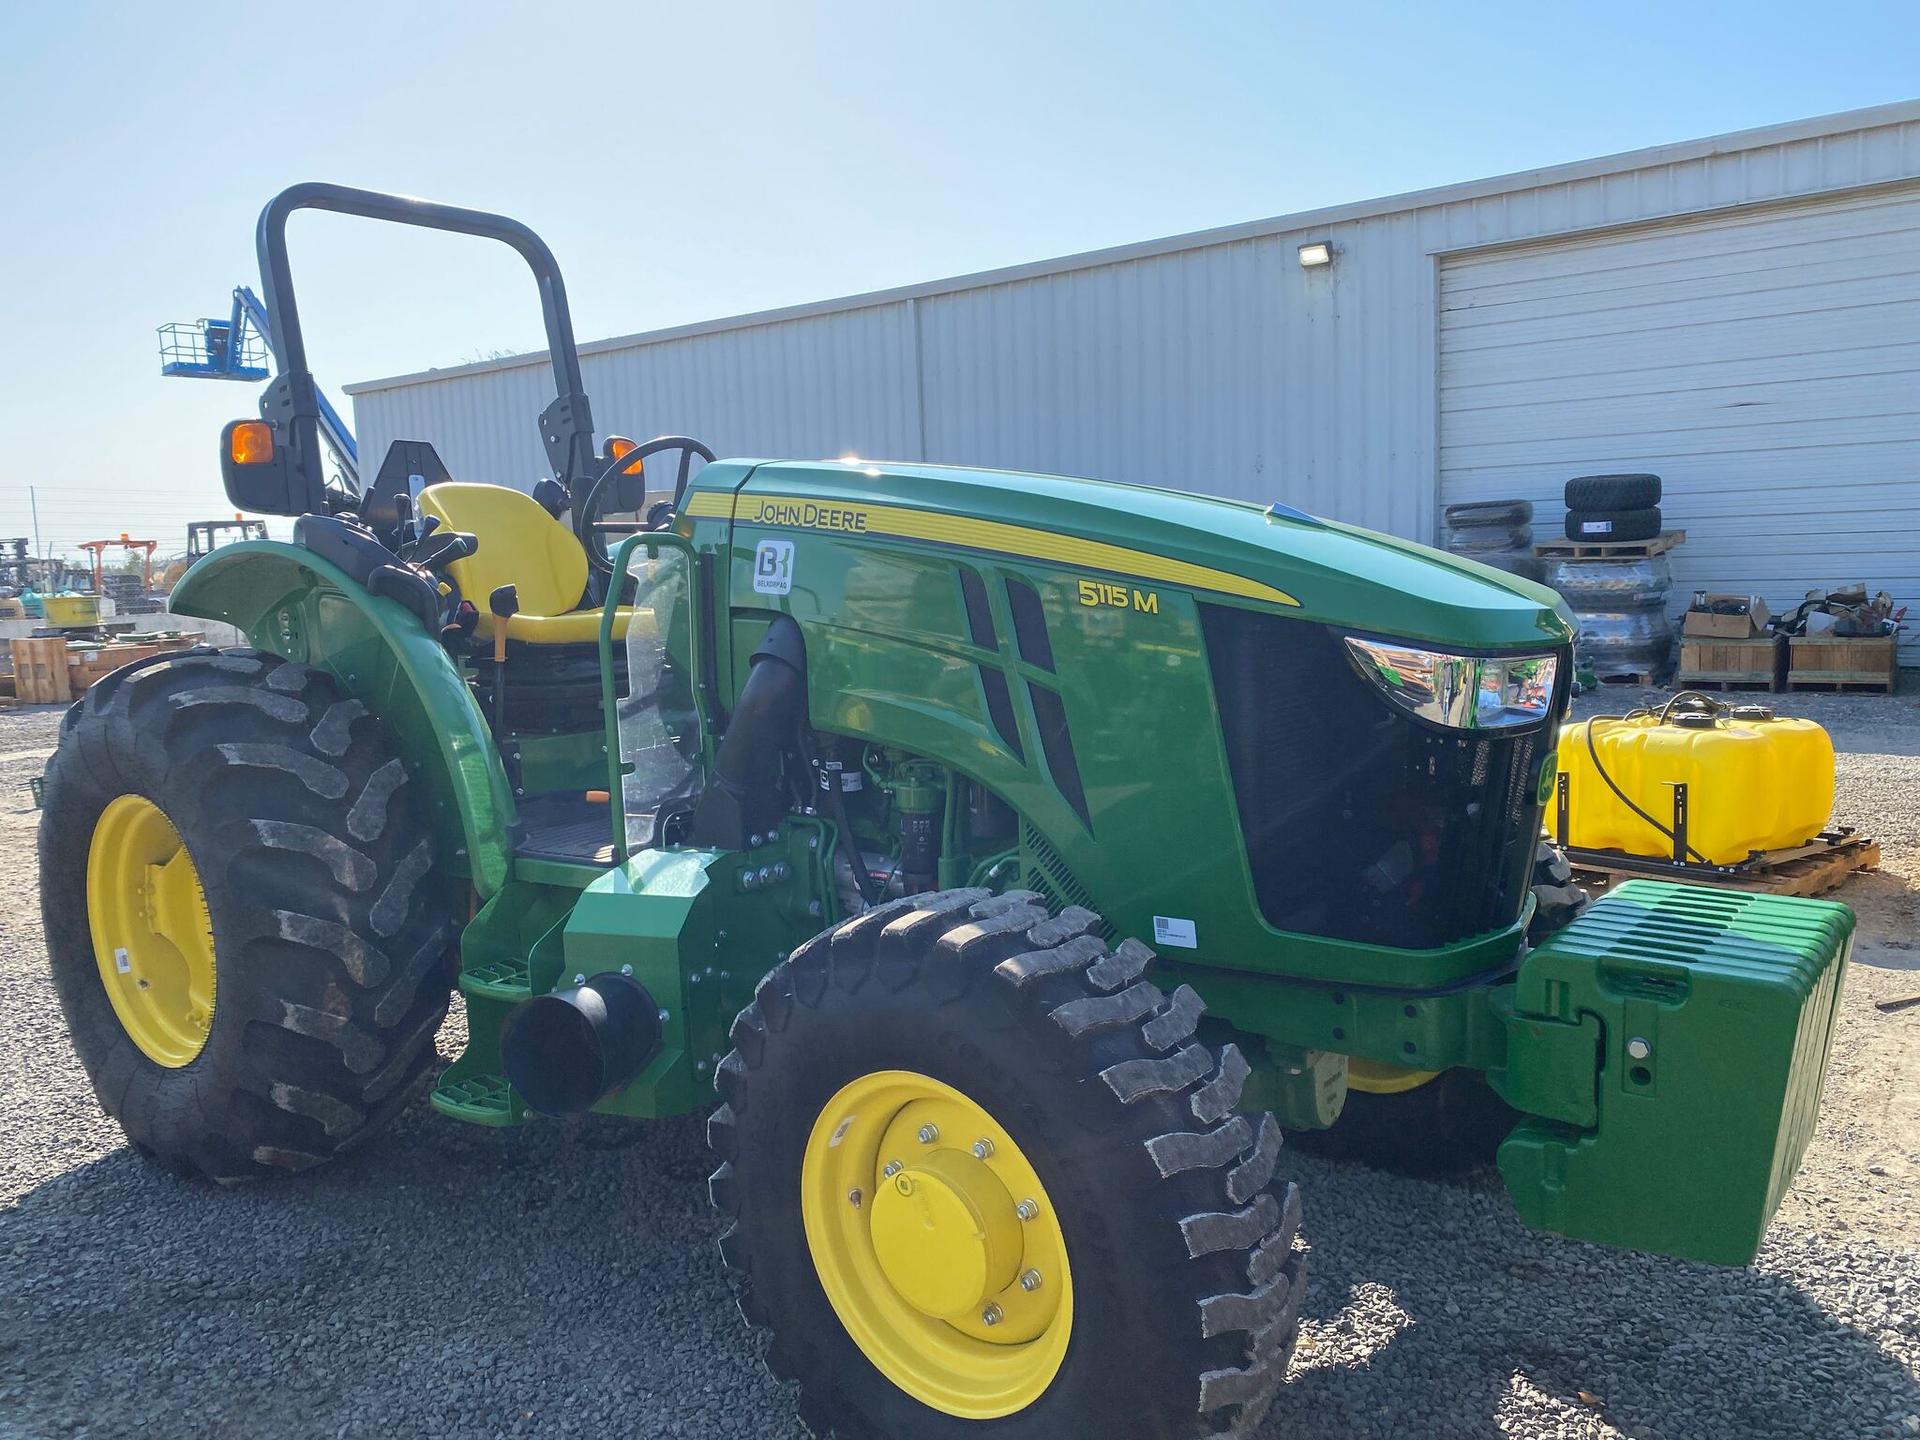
[[348, 101, 1920, 658]]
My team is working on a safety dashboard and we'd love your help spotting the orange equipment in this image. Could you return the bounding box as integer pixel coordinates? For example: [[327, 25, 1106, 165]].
[[78, 534, 158, 594]]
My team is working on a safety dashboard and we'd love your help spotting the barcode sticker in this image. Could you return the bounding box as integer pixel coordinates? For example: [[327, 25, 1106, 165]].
[[1152, 916, 1198, 949]]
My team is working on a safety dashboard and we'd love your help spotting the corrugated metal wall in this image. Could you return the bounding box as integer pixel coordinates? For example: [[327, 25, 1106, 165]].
[[1439, 184, 1920, 659], [351, 103, 1920, 582]]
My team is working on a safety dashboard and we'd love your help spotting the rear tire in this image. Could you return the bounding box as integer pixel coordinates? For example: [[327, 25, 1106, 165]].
[[40, 648, 456, 1181], [709, 890, 1306, 1438], [1443, 499, 1532, 528], [1565, 473, 1661, 511], [1565, 506, 1661, 543]]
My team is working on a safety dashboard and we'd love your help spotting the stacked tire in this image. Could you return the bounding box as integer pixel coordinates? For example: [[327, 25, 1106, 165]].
[[1563, 473, 1661, 544], [1553, 475, 1673, 682], [1441, 499, 1538, 582]]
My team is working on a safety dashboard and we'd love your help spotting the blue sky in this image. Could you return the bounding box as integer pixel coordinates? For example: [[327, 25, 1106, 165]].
[[1, 0, 1915, 557]]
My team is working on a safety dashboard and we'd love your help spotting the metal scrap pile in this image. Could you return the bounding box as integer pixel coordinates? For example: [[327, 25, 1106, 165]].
[[1775, 585, 1904, 639]]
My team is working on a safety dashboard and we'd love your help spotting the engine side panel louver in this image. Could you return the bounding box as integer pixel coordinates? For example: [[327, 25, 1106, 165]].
[[1027, 681, 1090, 831], [1005, 577, 1055, 672]]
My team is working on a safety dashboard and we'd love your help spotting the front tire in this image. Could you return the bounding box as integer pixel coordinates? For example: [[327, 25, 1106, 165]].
[[1290, 1065, 1516, 1175], [40, 648, 456, 1181], [708, 889, 1305, 1439]]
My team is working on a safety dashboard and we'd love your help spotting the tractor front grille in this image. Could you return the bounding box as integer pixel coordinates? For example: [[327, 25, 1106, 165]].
[[1200, 606, 1556, 952]]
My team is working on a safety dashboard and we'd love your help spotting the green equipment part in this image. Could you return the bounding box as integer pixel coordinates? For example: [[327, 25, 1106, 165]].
[[1498, 879, 1851, 1266], [37, 182, 1854, 1440]]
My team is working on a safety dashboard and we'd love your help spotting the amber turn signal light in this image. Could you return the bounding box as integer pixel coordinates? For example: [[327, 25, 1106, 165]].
[[228, 421, 275, 465], [607, 436, 645, 476]]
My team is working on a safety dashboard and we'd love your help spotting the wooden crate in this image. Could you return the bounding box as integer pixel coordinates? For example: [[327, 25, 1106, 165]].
[[1676, 635, 1785, 691], [11, 637, 70, 703], [64, 634, 197, 694], [1534, 529, 1686, 560], [1786, 635, 1898, 693]]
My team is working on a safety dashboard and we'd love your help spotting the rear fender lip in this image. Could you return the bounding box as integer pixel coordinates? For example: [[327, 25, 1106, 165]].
[[170, 538, 517, 898]]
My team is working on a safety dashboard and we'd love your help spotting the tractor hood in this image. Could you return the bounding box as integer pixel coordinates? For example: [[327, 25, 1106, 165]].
[[702, 460, 1571, 651]]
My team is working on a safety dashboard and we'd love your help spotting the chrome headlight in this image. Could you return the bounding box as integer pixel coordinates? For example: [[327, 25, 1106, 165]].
[[1344, 637, 1558, 731]]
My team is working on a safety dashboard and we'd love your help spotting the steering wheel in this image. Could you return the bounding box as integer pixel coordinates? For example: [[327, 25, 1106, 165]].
[[574, 435, 716, 575]]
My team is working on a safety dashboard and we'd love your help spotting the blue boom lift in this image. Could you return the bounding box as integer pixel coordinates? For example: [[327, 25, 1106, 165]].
[[158, 287, 359, 489]]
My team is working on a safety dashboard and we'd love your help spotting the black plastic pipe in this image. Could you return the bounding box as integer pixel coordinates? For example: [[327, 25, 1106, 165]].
[[688, 617, 807, 848], [501, 972, 663, 1116]]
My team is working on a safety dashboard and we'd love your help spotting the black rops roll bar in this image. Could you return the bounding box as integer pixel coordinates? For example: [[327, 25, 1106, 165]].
[[253, 183, 597, 516]]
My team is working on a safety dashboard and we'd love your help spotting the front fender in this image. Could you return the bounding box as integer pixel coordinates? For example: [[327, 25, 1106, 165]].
[[170, 540, 515, 897]]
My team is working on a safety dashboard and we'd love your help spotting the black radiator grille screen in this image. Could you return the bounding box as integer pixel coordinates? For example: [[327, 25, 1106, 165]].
[[1199, 605, 1551, 950]]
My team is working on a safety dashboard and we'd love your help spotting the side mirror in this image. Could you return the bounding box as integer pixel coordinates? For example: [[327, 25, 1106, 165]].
[[219, 419, 304, 515]]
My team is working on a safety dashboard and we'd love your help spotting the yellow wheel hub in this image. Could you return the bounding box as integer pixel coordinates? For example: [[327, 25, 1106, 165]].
[[86, 795, 217, 1067], [1346, 1057, 1441, 1096], [802, 1071, 1072, 1419]]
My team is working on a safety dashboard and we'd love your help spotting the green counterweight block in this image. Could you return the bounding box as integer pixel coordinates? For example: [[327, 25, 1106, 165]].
[[1498, 880, 1853, 1266]]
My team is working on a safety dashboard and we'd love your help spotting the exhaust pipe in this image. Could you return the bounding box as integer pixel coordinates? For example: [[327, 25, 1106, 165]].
[[501, 972, 664, 1116]]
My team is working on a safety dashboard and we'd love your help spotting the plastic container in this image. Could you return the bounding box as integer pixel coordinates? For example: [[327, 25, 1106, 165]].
[[42, 594, 101, 628], [1556, 705, 1834, 863]]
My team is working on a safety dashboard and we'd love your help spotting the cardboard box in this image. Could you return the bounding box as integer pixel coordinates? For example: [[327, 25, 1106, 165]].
[[1683, 593, 1770, 639]]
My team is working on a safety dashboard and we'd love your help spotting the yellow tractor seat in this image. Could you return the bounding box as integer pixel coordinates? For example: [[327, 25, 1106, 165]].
[[415, 482, 633, 643]]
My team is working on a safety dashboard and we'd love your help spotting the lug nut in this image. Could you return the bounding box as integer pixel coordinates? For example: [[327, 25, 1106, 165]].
[[971, 1138, 995, 1160], [1015, 1199, 1039, 1221], [847, 1188, 862, 1208], [917, 1124, 939, 1144], [1019, 1269, 1042, 1292], [882, 1160, 902, 1178], [981, 1304, 1003, 1326]]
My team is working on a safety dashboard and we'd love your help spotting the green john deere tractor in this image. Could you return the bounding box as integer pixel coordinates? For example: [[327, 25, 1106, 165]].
[[41, 184, 1853, 1439]]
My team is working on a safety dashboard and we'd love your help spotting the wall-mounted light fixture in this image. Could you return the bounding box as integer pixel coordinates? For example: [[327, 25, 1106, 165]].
[[1297, 240, 1333, 268]]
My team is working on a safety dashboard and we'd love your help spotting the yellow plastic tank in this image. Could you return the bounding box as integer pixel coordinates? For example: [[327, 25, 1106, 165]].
[[1557, 701, 1834, 864], [43, 594, 102, 628]]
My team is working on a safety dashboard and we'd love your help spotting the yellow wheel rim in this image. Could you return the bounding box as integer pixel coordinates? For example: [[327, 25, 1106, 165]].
[[1346, 1057, 1442, 1096], [802, 1070, 1072, 1419], [86, 795, 217, 1067]]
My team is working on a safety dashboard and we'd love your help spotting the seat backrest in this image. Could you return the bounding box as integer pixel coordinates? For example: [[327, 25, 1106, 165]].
[[417, 482, 589, 617]]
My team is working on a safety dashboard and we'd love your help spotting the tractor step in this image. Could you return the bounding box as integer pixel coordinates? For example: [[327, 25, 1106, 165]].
[[459, 952, 531, 1000], [429, 1068, 518, 1126]]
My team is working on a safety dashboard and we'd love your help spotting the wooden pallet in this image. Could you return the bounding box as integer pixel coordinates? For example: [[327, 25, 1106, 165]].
[[1785, 678, 1898, 694], [1568, 833, 1880, 899], [1678, 677, 1779, 692], [1535, 529, 1686, 560]]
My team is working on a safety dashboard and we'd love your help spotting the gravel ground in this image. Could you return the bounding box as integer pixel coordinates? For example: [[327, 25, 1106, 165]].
[[3, 689, 1918, 1439]]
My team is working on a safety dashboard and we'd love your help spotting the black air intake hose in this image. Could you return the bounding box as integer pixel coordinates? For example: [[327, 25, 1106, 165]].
[[688, 616, 806, 848], [501, 972, 663, 1115]]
